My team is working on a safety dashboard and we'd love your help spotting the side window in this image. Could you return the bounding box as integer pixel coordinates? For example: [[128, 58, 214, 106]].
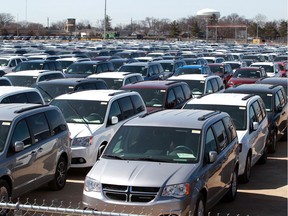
[[2, 93, 28, 103], [48, 62, 56, 70], [108, 63, 114, 71], [108, 100, 123, 125], [216, 77, 224, 90], [16, 58, 22, 65], [249, 105, 257, 131], [212, 120, 228, 151], [205, 127, 218, 160], [252, 101, 264, 122], [211, 78, 219, 92], [258, 98, 267, 118], [223, 116, 237, 143], [96, 81, 108, 89], [173, 86, 185, 104], [45, 110, 67, 135], [277, 89, 286, 107], [43, 63, 49, 70], [136, 75, 143, 82], [167, 89, 176, 107], [9, 60, 16, 67], [153, 65, 160, 74], [181, 84, 192, 100], [27, 113, 50, 143], [101, 63, 109, 72], [129, 76, 138, 84], [96, 65, 102, 73], [206, 80, 213, 94], [118, 96, 135, 119], [131, 95, 145, 114], [26, 92, 43, 104], [147, 66, 154, 76], [11, 119, 32, 148], [274, 93, 281, 110]]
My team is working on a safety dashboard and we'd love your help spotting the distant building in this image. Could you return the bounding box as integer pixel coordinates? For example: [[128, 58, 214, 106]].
[[65, 18, 76, 33]]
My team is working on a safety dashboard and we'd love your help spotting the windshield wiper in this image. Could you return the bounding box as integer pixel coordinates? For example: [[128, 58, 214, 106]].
[[130, 157, 166, 162], [102, 154, 124, 160]]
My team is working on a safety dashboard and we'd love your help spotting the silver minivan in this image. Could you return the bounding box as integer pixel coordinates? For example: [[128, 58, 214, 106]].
[[83, 109, 239, 215]]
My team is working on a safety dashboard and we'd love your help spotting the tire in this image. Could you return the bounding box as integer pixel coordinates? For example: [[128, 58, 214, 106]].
[[239, 154, 251, 184], [268, 132, 277, 153], [48, 156, 68, 191], [224, 169, 238, 202], [0, 180, 10, 216], [194, 193, 206, 216]]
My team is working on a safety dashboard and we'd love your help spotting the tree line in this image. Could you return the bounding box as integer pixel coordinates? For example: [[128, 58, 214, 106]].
[[0, 12, 287, 42]]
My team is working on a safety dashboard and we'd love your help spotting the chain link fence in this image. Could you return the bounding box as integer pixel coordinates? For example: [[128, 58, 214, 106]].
[[0, 198, 251, 216]]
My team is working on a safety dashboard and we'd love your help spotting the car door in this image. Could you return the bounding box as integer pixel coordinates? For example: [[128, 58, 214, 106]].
[[8, 118, 39, 196], [25, 112, 58, 183], [249, 100, 266, 165], [203, 126, 226, 206], [275, 89, 288, 136]]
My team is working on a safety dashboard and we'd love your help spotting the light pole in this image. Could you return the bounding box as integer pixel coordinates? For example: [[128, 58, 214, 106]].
[[103, 0, 107, 40]]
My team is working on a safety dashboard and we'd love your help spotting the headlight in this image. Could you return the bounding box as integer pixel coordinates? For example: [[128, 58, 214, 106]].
[[162, 183, 190, 198], [84, 177, 101, 192], [72, 136, 93, 147]]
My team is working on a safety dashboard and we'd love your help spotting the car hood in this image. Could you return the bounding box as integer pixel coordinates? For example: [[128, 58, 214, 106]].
[[68, 123, 102, 138], [89, 158, 197, 187]]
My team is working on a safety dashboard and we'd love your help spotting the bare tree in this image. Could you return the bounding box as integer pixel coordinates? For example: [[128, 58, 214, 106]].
[[0, 13, 15, 27]]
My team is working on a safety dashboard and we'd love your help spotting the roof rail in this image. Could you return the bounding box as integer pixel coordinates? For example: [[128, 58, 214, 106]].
[[198, 111, 221, 121], [108, 90, 126, 96], [139, 109, 164, 118], [242, 94, 255, 100], [14, 104, 49, 114], [269, 84, 280, 89]]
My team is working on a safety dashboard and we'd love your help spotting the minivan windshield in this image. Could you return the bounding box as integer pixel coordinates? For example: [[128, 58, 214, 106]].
[[0, 121, 11, 152], [50, 100, 107, 124], [103, 126, 201, 163]]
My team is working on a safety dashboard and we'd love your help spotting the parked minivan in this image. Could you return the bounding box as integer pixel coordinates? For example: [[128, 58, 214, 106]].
[[50, 90, 147, 168], [0, 104, 71, 200], [83, 109, 239, 215]]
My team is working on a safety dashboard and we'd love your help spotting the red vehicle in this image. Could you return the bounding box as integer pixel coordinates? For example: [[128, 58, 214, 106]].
[[275, 61, 288, 77], [226, 67, 267, 88], [208, 63, 233, 87]]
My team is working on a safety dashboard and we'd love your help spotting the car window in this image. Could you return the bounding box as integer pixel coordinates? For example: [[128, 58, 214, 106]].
[[205, 127, 218, 160], [181, 84, 192, 100], [48, 62, 56, 70], [206, 80, 213, 94], [1, 93, 28, 103], [131, 95, 145, 114], [211, 78, 219, 92], [118, 96, 135, 119], [173, 86, 185, 104], [277, 89, 286, 107], [26, 92, 43, 104], [222, 116, 237, 143], [249, 105, 258, 131], [27, 113, 50, 143], [45, 110, 67, 135], [101, 63, 109, 72], [167, 89, 176, 107], [212, 120, 228, 151], [128, 76, 138, 84], [108, 100, 123, 125], [11, 119, 32, 148], [252, 100, 264, 122]]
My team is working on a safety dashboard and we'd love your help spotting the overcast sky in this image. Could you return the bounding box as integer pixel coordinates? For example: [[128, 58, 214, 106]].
[[3, 0, 288, 26]]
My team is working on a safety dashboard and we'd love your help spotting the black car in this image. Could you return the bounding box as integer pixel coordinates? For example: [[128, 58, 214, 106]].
[[225, 84, 288, 153], [13, 60, 62, 72], [34, 78, 108, 103], [64, 61, 115, 78]]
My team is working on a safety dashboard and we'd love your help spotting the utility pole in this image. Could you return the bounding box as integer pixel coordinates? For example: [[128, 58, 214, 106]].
[[103, 0, 107, 40]]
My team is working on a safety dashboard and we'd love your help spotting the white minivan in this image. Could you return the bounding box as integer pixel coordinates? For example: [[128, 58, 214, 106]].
[[183, 93, 269, 183], [50, 89, 147, 168]]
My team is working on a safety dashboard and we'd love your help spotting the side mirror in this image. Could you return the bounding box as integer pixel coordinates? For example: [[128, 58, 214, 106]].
[[111, 116, 118, 125], [251, 122, 259, 131], [208, 151, 218, 163], [13, 141, 24, 152]]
